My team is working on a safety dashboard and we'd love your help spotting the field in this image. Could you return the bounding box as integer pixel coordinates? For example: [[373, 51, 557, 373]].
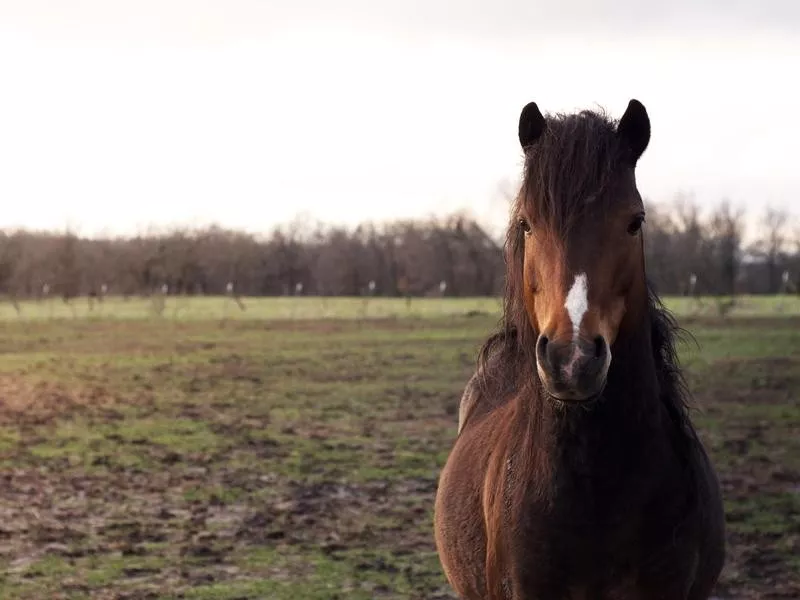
[[0, 296, 798, 599]]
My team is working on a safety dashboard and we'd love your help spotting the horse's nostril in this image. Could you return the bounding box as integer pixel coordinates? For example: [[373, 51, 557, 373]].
[[593, 336, 606, 359], [536, 335, 550, 362]]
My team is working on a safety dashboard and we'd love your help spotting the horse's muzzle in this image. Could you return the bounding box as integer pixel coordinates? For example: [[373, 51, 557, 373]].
[[535, 334, 610, 401]]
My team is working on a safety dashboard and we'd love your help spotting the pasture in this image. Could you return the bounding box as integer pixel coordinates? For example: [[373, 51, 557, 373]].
[[0, 296, 798, 599]]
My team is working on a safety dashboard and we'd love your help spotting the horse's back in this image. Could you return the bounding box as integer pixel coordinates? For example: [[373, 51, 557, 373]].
[[457, 357, 515, 434], [458, 372, 489, 434]]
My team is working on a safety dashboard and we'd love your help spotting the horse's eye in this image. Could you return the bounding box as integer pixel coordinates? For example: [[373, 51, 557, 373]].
[[627, 214, 645, 236], [519, 218, 532, 235]]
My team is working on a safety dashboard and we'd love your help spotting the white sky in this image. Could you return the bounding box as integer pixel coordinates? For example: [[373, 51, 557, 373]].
[[0, 1, 798, 239]]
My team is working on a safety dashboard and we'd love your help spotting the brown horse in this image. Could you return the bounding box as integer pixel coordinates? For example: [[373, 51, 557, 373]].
[[434, 100, 725, 599]]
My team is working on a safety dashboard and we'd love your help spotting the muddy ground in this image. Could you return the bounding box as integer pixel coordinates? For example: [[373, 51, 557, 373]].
[[0, 314, 797, 599]]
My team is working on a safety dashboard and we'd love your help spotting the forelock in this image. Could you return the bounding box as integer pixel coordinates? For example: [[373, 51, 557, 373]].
[[518, 109, 627, 234]]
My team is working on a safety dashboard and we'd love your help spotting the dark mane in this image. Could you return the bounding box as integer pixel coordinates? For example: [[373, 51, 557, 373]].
[[520, 109, 630, 234], [647, 286, 696, 431], [476, 108, 692, 427]]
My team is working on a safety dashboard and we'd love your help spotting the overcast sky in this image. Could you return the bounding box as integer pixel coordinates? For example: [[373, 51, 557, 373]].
[[0, 1, 798, 238]]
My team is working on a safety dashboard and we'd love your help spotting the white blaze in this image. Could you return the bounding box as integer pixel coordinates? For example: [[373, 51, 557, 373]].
[[564, 273, 589, 340]]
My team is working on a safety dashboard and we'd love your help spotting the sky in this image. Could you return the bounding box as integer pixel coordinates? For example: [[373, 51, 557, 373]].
[[0, 1, 798, 239]]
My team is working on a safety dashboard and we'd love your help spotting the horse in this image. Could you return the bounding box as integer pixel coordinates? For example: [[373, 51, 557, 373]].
[[434, 99, 725, 600]]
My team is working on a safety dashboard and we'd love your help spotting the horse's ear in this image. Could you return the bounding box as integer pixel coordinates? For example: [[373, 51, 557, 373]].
[[616, 99, 650, 165], [518, 101, 546, 149]]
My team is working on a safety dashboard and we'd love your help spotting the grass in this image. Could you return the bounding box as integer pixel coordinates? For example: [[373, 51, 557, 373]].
[[0, 297, 797, 599], [0, 293, 799, 322]]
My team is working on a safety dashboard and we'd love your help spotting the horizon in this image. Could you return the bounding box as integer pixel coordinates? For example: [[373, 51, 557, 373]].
[[1, 2, 799, 240], [1, 197, 796, 256]]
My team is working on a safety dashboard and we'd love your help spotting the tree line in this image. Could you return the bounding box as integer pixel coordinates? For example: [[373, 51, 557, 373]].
[[0, 197, 797, 301]]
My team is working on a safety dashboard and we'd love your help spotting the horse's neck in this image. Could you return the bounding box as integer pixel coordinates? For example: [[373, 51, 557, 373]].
[[603, 325, 662, 416], [529, 326, 664, 456]]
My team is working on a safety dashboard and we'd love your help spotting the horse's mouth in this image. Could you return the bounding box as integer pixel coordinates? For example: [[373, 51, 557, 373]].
[[546, 378, 607, 405]]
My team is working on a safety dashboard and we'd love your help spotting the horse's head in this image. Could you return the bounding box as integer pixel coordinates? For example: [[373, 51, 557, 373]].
[[509, 100, 651, 403]]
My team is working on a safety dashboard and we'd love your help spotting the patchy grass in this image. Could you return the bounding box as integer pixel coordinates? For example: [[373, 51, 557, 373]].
[[0, 311, 797, 599], [0, 293, 799, 322]]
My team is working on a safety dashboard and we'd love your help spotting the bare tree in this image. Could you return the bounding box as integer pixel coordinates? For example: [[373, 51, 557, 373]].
[[54, 230, 81, 305], [706, 199, 745, 296], [0, 199, 797, 301], [760, 207, 789, 293], [0, 232, 22, 314]]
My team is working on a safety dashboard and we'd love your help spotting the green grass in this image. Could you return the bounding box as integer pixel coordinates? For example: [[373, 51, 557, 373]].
[[1, 293, 799, 322], [0, 304, 797, 599]]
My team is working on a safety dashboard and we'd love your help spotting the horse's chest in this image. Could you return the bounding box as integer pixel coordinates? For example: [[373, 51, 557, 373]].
[[504, 456, 658, 579], [506, 502, 643, 599], [518, 495, 641, 560]]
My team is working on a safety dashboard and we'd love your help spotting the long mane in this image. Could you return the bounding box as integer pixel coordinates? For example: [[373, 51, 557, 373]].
[[475, 109, 693, 426]]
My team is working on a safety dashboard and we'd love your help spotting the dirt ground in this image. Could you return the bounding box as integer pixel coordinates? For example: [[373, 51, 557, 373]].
[[0, 314, 797, 599]]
